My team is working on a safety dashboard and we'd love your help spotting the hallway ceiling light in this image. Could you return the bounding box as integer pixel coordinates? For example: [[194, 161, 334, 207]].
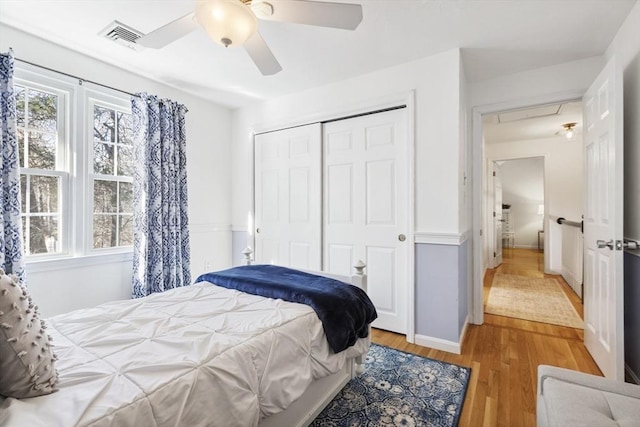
[[562, 122, 577, 139]]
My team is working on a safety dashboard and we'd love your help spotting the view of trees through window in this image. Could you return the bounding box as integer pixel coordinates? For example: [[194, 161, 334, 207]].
[[92, 105, 133, 249], [16, 78, 134, 257], [16, 85, 62, 255]]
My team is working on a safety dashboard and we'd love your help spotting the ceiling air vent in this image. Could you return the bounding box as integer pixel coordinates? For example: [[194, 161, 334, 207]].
[[99, 21, 144, 51]]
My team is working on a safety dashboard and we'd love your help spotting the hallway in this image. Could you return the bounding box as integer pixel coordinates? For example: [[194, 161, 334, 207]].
[[484, 247, 584, 325]]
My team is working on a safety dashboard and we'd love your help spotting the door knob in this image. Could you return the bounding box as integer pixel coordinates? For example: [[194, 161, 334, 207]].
[[398, 234, 406, 242], [596, 239, 614, 250]]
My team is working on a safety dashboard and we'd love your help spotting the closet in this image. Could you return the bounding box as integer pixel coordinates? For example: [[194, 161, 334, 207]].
[[254, 108, 409, 334], [254, 123, 322, 270]]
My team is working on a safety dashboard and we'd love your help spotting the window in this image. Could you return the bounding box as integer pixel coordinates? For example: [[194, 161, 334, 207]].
[[15, 65, 134, 264], [91, 103, 133, 249], [15, 83, 67, 256]]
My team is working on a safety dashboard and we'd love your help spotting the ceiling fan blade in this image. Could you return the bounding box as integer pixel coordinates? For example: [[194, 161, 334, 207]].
[[244, 32, 283, 76], [137, 12, 198, 48], [259, 0, 363, 30]]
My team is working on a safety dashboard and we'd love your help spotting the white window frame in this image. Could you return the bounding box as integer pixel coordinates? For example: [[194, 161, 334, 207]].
[[14, 70, 73, 260], [85, 89, 134, 255], [20, 169, 69, 256], [14, 64, 134, 272]]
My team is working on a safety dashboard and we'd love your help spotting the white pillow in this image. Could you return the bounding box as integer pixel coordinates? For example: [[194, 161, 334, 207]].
[[0, 269, 58, 398]]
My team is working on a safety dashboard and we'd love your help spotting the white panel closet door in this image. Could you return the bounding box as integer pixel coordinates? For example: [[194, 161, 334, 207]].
[[323, 109, 408, 334], [254, 123, 322, 270]]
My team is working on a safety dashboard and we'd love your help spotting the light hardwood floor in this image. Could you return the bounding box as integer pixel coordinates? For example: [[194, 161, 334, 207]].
[[371, 248, 601, 426]]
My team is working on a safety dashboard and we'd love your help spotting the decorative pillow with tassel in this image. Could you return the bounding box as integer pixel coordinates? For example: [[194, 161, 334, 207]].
[[0, 269, 58, 398]]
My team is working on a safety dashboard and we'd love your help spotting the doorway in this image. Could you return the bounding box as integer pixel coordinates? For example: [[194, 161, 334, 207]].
[[489, 157, 546, 269], [481, 102, 584, 326], [471, 58, 626, 380]]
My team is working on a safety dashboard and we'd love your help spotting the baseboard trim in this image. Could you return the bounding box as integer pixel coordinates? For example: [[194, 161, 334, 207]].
[[414, 334, 462, 355], [626, 363, 640, 385]]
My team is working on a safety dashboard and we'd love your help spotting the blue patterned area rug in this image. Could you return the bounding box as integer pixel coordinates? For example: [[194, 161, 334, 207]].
[[311, 344, 471, 427]]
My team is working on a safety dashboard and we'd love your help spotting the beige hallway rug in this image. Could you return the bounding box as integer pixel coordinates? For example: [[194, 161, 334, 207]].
[[486, 273, 583, 328]]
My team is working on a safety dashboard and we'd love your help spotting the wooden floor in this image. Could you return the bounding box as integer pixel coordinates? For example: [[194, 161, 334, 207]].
[[371, 248, 601, 427]]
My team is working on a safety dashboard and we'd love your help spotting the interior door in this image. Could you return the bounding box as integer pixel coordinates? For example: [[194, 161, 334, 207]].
[[254, 123, 322, 270], [323, 109, 408, 334], [493, 162, 504, 267], [583, 57, 624, 380]]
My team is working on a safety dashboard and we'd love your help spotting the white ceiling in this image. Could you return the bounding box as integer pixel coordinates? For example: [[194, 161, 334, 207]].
[[0, 0, 635, 108], [483, 101, 583, 143]]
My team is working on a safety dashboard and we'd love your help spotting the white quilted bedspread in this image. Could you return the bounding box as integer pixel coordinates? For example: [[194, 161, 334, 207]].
[[0, 282, 368, 427]]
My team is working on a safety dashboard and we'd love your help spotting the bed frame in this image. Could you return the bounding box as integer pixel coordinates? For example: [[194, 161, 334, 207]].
[[243, 250, 369, 427]]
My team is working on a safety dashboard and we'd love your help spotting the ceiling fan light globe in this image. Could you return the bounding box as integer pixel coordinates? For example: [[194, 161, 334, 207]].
[[195, 0, 257, 48]]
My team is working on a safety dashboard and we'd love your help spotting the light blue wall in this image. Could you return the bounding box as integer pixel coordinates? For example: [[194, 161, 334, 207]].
[[415, 242, 468, 343], [231, 231, 247, 266], [458, 240, 469, 333], [625, 252, 640, 382]]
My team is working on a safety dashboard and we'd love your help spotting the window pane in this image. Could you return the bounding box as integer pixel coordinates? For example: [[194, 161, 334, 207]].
[[94, 180, 117, 213], [29, 216, 59, 254], [117, 111, 133, 145], [29, 175, 59, 213], [20, 175, 26, 213], [16, 86, 25, 128], [27, 89, 57, 133], [117, 144, 133, 176], [17, 128, 24, 167], [94, 106, 115, 143], [93, 214, 117, 248], [119, 182, 133, 213], [119, 215, 133, 246], [93, 141, 114, 175], [28, 131, 56, 169]]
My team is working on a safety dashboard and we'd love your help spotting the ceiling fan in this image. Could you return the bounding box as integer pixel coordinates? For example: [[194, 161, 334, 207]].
[[137, 0, 363, 76]]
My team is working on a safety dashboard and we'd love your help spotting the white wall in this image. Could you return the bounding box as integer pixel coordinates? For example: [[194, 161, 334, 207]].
[[1, 25, 233, 317], [231, 49, 464, 235], [469, 56, 605, 108], [231, 49, 469, 345], [499, 157, 545, 248]]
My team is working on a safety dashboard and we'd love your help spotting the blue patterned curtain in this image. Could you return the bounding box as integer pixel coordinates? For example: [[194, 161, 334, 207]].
[[0, 50, 25, 281], [131, 93, 190, 298]]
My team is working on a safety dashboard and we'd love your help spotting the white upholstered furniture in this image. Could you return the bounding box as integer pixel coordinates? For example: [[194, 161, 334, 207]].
[[537, 365, 640, 427]]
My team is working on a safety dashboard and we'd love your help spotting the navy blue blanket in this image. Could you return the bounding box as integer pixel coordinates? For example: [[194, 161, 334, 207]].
[[195, 265, 377, 353]]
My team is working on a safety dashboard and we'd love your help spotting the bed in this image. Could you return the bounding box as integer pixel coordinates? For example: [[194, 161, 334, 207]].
[[0, 263, 375, 427]]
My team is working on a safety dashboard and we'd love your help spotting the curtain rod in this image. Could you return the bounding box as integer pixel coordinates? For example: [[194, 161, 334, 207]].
[[15, 57, 137, 98]]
